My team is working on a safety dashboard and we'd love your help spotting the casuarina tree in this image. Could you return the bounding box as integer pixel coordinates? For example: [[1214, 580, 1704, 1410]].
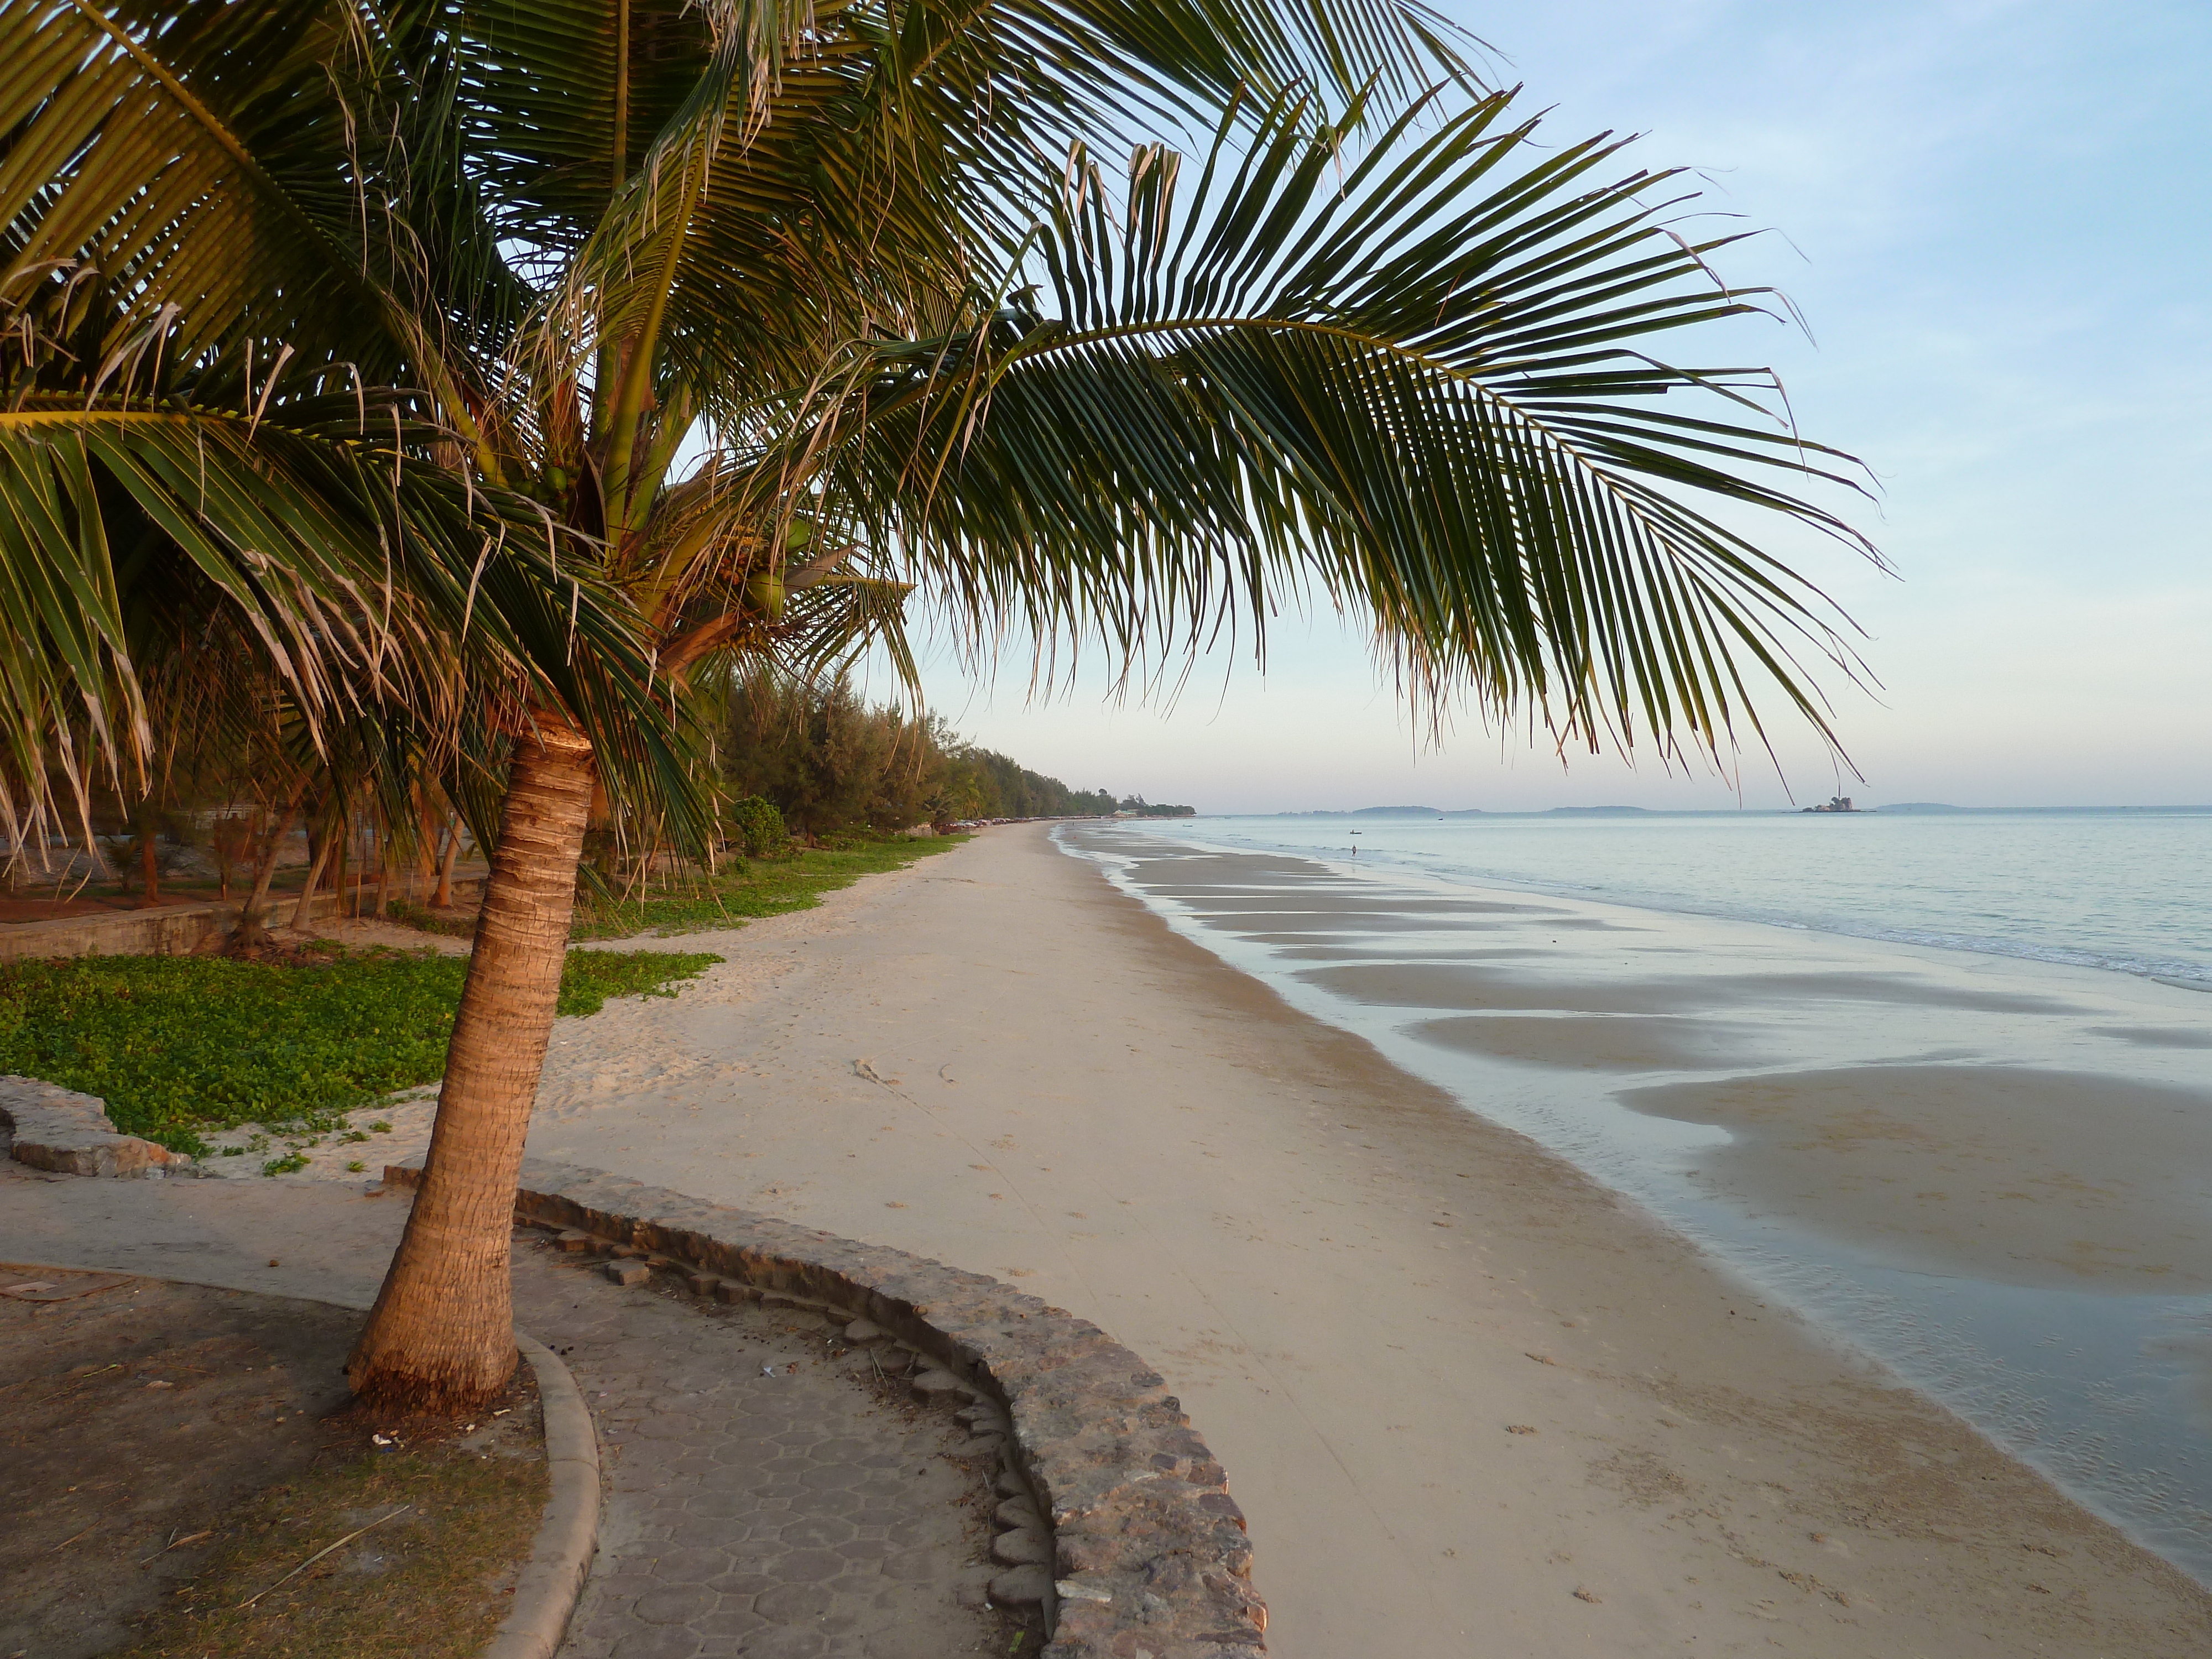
[[0, 0, 1876, 1410]]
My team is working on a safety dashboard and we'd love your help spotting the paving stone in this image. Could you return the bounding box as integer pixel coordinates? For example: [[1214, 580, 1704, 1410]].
[[776, 1515, 857, 1549], [732, 1629, 827, 1657], [696, 1606, 769, 1638], [611, 1626, 705, 1659], [753, 1580, 840, 1624], [643, 1547, 734, 1586], [512, 1235, 1009, 1659], [607, 1261, 653, 1286], [773, 1547, 850, 1585], [633, 1584, 721, 1625], [879, 1547, 946, 1583]]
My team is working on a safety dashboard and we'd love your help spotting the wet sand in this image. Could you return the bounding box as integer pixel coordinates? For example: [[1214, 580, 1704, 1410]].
[[1617, 1066, 2212, 1291], [499, 823, 2212, 1656]]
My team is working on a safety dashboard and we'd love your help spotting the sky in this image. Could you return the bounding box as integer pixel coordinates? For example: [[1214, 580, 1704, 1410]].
[[886, 1, 2211, 812]]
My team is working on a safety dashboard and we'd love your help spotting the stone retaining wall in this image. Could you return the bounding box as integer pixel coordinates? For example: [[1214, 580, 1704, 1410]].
[[0, 878, 484, 961], [0, 1075, 187, 1176], [385, 1155, 1267, 1659]]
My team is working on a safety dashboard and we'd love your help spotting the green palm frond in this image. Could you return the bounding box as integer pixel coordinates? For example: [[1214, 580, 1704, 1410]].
[[0, 389, 701, 845], [817, 88, 1879, 761]]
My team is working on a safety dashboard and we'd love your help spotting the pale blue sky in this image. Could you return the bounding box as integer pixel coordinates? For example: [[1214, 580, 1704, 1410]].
[[898, 1, 2211, 811]]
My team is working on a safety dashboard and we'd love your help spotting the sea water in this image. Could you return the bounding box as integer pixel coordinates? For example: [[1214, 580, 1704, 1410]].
[[1190, 808, 2212, 991], [1062, 808, 2212, 1583]]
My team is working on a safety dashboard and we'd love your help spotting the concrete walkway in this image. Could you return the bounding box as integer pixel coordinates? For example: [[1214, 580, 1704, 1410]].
[[0, 1164, 1010, 1659]]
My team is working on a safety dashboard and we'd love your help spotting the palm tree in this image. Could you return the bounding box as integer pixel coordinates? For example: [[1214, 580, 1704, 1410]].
[[2, 0, 1876, 1411]]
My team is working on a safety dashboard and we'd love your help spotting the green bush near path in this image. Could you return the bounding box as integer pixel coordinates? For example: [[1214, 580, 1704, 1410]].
[[0, 947, 721, 1156], [569, 831, 966, 941]]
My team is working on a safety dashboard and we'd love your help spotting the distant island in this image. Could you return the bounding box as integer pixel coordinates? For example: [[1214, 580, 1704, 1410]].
[[1111, 796, 1196, 818]]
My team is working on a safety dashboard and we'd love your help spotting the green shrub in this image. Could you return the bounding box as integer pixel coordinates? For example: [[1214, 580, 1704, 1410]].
[[728, 795, 787, 858]]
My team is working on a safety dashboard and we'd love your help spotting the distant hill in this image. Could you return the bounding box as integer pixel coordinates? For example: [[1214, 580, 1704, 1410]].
[[1271, 805, 1485, 817]]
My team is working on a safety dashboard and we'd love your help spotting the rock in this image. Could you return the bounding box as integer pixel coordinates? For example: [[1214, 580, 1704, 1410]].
[[990, 1528, 1051, 1567], [604, 1261, 650, 1286], [0, 1075, 184, 1178], [911, 1368, 976, 1404], [844, 1317, 885, 1342], [994, 1467, 1030, 1499], [987, 1565, 1053, 1608], [683, 1271, 717, 1295], [955, 1401, 1008, 1431], [555, 1230, 593, 1254], [994, 1498, 1042, 1530], [713, 1279, 758, 1303]]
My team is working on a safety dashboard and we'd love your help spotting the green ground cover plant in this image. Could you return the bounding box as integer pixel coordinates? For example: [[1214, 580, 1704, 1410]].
[[0, 947, 719, 1155], [568, 832, 964, 940]]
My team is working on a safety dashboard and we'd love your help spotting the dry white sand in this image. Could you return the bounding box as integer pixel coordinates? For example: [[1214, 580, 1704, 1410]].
[[501, 823, 2212, 1656]]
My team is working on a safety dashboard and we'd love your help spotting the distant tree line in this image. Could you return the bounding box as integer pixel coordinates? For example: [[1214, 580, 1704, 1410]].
[[716, 668, 1179, 833]]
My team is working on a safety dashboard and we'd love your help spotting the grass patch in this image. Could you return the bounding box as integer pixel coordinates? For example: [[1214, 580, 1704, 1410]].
[[570, 831, 966, 940], [0, 946, 720, 1155], [115, 1410, 547, 1659]]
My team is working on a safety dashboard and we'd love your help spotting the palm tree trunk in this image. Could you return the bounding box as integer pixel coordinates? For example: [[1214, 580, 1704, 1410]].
[[290, 835, 334, 932], [435, 816, 461, 908], [347, 720, 594, 1411], [243, 802, 300, 913], [373, 812, 393, 920]]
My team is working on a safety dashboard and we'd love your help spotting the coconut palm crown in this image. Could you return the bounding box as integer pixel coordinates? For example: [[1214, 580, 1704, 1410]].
[[1, 0, 1877, 1408]]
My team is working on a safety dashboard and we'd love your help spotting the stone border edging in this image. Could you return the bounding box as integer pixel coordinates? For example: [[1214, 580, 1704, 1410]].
[[386, 1155, 1268, 1658], [486, 1334, 602, 1659], [0, 1074, 187, 1176]]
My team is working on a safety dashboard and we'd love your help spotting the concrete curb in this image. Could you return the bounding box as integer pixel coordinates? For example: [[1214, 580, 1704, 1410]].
[[388, 1155, 1269, 1658], [486, 1334, 601, 1659]]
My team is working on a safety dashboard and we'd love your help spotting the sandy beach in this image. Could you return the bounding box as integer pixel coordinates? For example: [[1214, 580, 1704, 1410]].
[[497, 822, 2211, 1655]]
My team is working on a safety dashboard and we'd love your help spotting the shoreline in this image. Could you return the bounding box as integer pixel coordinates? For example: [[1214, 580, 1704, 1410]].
[[509, 822, 2210, 1655], [1074, 822, 2212, 1583]]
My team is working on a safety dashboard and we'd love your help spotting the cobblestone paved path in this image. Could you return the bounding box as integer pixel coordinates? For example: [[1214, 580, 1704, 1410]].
[[510, 1229, 1014, 1659]]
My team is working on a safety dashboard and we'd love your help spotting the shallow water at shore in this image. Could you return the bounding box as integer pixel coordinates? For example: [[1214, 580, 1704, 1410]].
[[1060, 822, 2212, 1583]]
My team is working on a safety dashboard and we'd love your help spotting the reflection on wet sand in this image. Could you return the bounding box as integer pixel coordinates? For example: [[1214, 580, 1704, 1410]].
[[1415, 1012, 1772, 1071], [1617, 1066, 2212, 1291], [2094, 1024, 2212, 1049], [1297, 959, 2088, 1017]]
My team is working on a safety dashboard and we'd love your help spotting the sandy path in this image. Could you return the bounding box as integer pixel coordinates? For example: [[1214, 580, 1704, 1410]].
[[515, 824, 2211, 1657]]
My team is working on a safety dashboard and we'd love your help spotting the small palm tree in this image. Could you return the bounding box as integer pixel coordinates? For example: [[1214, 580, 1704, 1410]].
[[2, 0, 1875, 1410]]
